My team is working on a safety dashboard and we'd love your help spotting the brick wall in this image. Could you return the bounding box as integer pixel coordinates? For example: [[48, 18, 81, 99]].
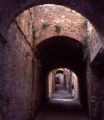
[[5, 23, 32, 120], [0, 9, 35, 120], [0, 39, 5, 120], [0, 4, 104, 120], [87, 21, 104, 120], [30, 5, 86, 45]]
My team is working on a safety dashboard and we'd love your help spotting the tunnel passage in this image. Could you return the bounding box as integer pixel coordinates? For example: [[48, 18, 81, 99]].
[[48, 68, 79, 101], [35, 36, 89, 112]]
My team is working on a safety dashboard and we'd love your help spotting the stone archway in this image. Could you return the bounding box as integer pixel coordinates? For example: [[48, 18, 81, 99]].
[[35, 36, 88, 113], [0, 0, 104, 38], [0, 1, 104, 120]]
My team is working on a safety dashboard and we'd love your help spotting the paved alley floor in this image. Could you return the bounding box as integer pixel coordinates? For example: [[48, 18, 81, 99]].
[[35, 100, 89, 120], [51, 89, 74, 99], [35, 90, 89, 120]]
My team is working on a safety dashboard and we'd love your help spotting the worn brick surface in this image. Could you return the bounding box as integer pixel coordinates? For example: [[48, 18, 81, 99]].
[[0, 2, 104, 120], [0, 0, 104, 39], [0, 41, 5, 120], [30, 5, 86, 45], [1, 11, 34, 119], [87, 21, 104, 120], [87, 22, 101, 53]]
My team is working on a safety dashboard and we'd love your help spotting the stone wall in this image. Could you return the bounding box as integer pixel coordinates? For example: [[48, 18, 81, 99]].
[[0, 9, 35, 120], [1, 10, 46, 120], [0, 39, 6, 120], [48, 72, 54, 98], [87, 21, 104, 120], [0, 0, 95, 38], [87, 21, 101, 54], [71, 72, 79, 100], [5, 23, 32, 120], [0, 5, 87, 120], [0, 4, 104, 120]]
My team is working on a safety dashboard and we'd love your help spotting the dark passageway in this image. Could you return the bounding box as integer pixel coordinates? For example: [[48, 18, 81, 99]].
[[35, 101, 88, 120], [0, 1, 104, 120], [35, 36, 89, 120]]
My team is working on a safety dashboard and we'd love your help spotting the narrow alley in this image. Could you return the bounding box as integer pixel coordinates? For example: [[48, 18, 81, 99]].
[[36, 67, 88, 120], [0, 1, 104, 120], [36, 91, 88, 120], [36, 101, 88, 120]]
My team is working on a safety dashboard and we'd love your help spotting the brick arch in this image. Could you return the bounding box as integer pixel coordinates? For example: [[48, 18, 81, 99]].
[[0, 0, 103, 36], [35, 34, 83, 46], [35, 35, 83, 74], [35, 35, 88, 111]]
